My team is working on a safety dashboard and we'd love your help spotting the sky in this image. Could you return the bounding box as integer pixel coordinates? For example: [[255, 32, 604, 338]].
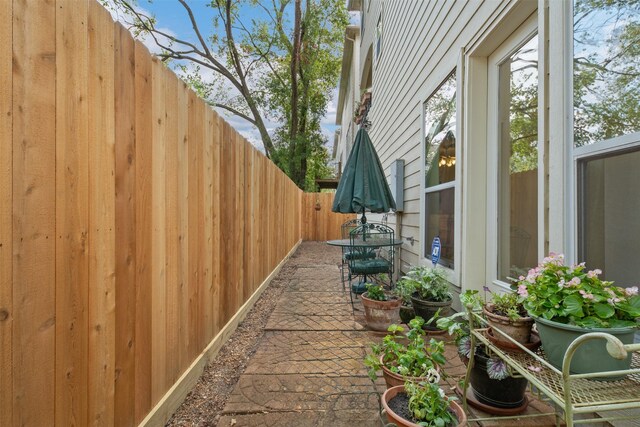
[[108, 0, 342, 154]]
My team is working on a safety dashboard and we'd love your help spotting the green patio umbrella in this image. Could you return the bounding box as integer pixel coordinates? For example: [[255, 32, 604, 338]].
[[332, 128, 396, 223]]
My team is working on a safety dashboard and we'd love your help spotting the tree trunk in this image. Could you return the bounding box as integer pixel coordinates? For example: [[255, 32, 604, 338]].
[[288, 0, 302, 186]]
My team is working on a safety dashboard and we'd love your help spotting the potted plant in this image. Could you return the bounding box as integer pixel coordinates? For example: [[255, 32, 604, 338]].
[[361, 283, 402, 331], [402, 266, 453, 330], [381, 380, 467, 427], [395, 278, 416, 324], [481, 288, 537, 351], [515, 253, 640, 376], [364, 317, 447, 388], [436, 291, 529, 411]]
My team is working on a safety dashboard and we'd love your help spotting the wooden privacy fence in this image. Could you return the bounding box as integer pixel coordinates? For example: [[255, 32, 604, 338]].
[[0, 1, 302, 426], [301, 193, 355, 241]]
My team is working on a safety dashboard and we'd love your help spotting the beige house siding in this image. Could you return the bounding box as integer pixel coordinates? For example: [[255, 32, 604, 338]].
[[360, 1, 510, 277]]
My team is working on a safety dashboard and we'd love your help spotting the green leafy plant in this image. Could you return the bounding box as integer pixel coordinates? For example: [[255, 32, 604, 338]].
[[364, 317, 446, 382], [364, 283, 388, 301], [435, 291, 510, 380], [395, 278, 416, 306], [515, 253, 640, 328], [405, 380, 457, 427], [485, 289, 527, 321], [401, 266, 452, 302]]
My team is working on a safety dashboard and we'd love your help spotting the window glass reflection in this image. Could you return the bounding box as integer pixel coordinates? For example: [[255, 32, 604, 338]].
[[574, 0, 640, 146]]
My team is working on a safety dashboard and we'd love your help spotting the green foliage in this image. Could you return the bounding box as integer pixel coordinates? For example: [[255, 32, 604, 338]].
[[405, 381, 457, 427], [400, 266, 452, 302], [395, 278, 417, 305], [487, 291, 527, 321], [107, 0, 348, 190], [515, 253, 640, 328], [364, 317, 446, 382], [435, 291, 512, 381], [364, 283, 387, 301]]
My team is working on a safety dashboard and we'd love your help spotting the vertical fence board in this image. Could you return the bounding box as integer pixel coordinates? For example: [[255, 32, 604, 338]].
[[114, 24, 137, 427], [134, 40, 153, 423], [88, 2, 116, 425], [202, 108, 214, 344], [237, 139, 246, 308], [210, 112, 221, 336], [164, 72, 180, 385], [177, 81, 189, 373], [187, 91, 201, 359], [12, 0, 57, 423], [245, 147, 254, 295], [0, 0, 12, 419], [55, 0, 89, 425], [150, 58, 168, 404], [0, 0, 12, 424]]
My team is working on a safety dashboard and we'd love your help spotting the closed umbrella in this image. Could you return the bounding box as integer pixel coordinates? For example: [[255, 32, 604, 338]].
[[332, 128, 396, 223]]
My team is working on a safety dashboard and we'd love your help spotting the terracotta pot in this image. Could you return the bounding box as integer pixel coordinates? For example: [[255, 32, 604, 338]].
[[483, 304, 534, 346], [380, 355, 440, 389], [361, 293, 402, 332], [382, 385, 467, 427], [410, 294, 452, 330]]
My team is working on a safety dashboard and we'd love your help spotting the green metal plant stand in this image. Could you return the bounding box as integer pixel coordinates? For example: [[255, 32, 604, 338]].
[[463, 307, 640, 426]]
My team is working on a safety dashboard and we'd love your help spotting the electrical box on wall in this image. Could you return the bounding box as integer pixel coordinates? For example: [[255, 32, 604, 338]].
[[389, 159, 404, 212]]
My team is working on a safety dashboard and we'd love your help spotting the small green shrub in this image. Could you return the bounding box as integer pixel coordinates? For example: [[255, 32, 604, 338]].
[[401, 266, 452, 302]]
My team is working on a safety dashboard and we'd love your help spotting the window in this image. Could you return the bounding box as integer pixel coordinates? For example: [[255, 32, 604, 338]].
[[375, 15, 382, 60], [573, 0, 640, 286], [573, 1, 640, 148], [578, 148, 640, 285], [497, 35, 539, 283], [423, 72, 456, 267]]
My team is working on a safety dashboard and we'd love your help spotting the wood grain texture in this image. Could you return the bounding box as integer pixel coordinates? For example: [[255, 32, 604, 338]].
[[88, 2, 116, 425], [210, 111, 221, 338], [202, 107, 214, 344], [5, 1, 309, 424], [12, 0, 57, 423], [164, 72, 180, 386], [150, 57, 168, 405], [176, 81, 190, 375], [114, 23, 137, 427], [187, 90, 202, 360], [134, 39, 153, 424], [0, 0, 12, 425], [55, 0, 90, 424]]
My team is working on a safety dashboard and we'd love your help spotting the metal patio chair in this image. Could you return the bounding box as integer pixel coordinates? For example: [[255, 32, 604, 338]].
[[347, 223, 394, 312]]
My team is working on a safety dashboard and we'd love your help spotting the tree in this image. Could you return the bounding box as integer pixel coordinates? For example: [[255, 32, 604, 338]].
[[108, 0, 348, 190]]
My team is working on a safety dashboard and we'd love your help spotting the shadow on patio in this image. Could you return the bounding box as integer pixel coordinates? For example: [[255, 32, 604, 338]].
[[169, 242, 560, 426]]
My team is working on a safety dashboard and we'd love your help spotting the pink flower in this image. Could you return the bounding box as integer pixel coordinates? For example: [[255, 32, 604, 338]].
[[557, 279, 565, 289], [528, 365, 542, 373], [568, 277, 581, 287], [579, 289, 594, 300], [517, 284, 528, 297], [607, 298, 621, 305], [625, 286, 638, 296]]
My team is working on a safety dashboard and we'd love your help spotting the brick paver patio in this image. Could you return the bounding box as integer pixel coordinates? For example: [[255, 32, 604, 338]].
[[217, 242, 560, 426]]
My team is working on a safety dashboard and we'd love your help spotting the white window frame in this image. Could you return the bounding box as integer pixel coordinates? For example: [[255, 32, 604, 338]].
[[485, 15, 538, 291], [419, 63, 463, 287], [375, 14, 382, 63], [563, 1, 640, 266]]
